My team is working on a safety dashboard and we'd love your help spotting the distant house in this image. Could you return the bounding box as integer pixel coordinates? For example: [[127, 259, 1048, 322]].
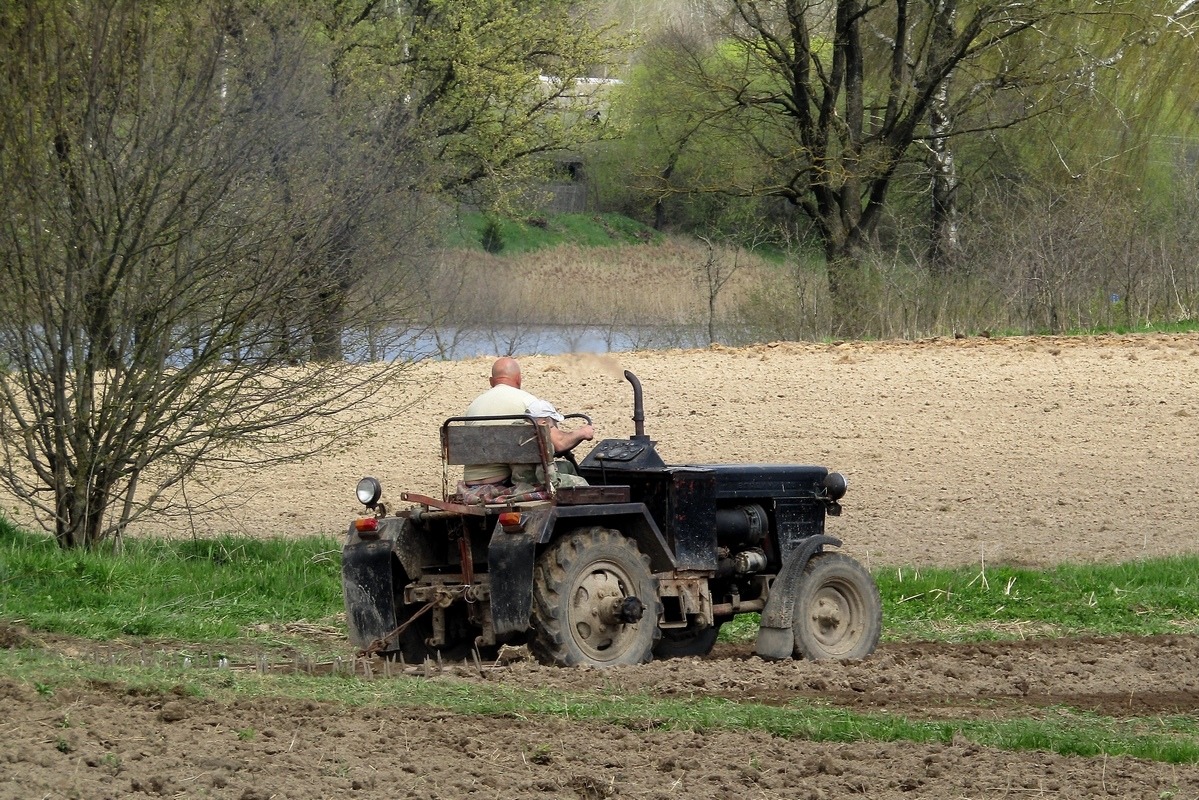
[[536, 75, 622, 213]]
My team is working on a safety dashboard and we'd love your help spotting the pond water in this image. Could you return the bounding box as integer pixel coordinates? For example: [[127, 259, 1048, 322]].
[[382, 323, 714, 360]]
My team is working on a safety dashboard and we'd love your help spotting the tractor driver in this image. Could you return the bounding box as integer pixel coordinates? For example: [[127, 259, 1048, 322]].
[[463, 357, 594, 487]]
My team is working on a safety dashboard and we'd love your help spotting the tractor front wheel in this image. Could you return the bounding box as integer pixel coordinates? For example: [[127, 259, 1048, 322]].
[[531, 527, 660, 667], [791, 552, 881, 660]]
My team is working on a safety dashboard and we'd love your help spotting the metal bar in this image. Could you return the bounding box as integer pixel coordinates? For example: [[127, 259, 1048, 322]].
[[402, 492, 488, 515]]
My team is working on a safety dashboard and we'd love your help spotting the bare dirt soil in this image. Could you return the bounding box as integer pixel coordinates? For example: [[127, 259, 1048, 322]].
[[5, 632, 1199, 799], [5, 333, 1199, 799]]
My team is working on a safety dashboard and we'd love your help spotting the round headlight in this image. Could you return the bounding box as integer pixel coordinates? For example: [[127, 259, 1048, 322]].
[[356, 476, 382, 508], [822, 471, 848, 501]]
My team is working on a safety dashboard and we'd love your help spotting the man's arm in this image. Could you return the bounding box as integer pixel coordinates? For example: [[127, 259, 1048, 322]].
[[548, 422, 594, 455]]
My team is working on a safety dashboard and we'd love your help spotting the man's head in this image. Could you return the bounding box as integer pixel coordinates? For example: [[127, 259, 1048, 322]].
[[490, 357, 521, 388]]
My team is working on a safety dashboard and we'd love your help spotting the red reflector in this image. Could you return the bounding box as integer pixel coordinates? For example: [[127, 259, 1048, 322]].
[[355, 517, 379, 533], [498, 511, 524, 532]]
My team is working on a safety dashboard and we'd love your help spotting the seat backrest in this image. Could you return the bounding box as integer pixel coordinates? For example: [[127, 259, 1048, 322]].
[[443, 422, 549, 465], [440, 415, 555, 501], [441, 417, 551, 467]]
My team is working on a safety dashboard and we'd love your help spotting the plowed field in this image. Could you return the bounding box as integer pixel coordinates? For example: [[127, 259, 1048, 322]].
[[5, 333, 1199, 799]]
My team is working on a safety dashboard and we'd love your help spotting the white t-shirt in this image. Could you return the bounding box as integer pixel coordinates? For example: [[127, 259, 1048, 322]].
[[463, 384, 539, 484]]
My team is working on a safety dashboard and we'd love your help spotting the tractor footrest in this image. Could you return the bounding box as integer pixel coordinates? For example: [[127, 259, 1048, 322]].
[[557, 485, 630, 505]]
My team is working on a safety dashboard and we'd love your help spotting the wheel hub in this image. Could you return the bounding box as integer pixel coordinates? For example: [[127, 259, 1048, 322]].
[[606, 595, 645, 624], [808, 588, 855, 647], [812, 595, 845, 631], [569, 563, 643, 658]]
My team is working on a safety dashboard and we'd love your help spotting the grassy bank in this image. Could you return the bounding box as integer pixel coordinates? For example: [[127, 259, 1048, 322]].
[[5, 523, 1197, 649], [444, 211, 662, 253]]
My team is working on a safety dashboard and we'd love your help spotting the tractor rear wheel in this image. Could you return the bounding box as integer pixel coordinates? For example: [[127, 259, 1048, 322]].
[[791, 552, 881, 660], [531, 527, 660, 667]]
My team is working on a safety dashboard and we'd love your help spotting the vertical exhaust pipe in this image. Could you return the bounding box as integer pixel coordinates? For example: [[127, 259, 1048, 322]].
[[624, 370, 648, 440]]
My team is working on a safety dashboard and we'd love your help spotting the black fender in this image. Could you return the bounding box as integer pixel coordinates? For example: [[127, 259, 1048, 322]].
[[488, 507, 554, 636], [550, 504, 676, 572], [341, 533, 399, 650], [488, 503, 676, 637], [342, 516, 428, 651], [755, 534, 842, 659]]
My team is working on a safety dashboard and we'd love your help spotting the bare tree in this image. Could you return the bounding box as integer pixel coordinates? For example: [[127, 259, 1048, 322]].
[[0, 1, 413, 549], [924, 1, 961, 275], [695, 235, 756, 344]]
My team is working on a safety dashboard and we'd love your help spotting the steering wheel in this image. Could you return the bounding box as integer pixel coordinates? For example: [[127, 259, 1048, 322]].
[[556, 413, 593, 463]]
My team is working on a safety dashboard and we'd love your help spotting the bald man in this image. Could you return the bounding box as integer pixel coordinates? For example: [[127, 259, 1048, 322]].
[[463, 357, 593, 486]]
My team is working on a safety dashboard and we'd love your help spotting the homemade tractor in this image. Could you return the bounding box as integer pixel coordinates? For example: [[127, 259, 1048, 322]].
[[342, 371, 882, 667]]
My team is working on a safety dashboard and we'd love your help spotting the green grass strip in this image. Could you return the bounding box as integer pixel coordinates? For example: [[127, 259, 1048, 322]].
[[0, 524, 343, 650], [875, 558, 1199, 640], [717, 556, 1199, 644], [5, 521, 1199, 647]]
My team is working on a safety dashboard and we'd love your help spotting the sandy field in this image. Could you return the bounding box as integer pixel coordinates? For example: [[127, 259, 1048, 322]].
[[4, 332, 1199, 799], [131, 331, 1199, 569]]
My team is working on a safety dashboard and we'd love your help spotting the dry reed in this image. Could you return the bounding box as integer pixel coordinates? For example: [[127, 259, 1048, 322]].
[[430, 238, 777, 327]]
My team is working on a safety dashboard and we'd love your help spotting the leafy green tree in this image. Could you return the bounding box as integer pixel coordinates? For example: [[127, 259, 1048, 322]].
[[934, 1, 1199, 332], [594, 27, 786, 237], [280, 0, 629, 358], [611, 1, 1187, 333]]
